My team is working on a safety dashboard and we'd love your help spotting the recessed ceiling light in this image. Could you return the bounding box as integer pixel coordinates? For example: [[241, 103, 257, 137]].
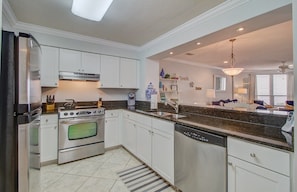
[[196, 42, 201, 45], [237, 27, 244, 32], [169, 52, 174, 55], [224, 61, 228, 64]]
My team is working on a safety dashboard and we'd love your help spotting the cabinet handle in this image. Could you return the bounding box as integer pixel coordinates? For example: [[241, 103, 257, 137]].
[[46, 119, 48, 122], [54, 126, 57, 129], [250, 153, 256, 158], [228, 162, 233, 166]]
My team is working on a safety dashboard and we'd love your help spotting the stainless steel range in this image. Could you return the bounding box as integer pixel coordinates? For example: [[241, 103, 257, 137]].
[[58, 107, 105, 164]]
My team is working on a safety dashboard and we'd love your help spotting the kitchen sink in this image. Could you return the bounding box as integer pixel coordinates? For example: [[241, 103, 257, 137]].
[[148, 111, 186, 119], [150, 111, 173, 116], [167, 114, 187, 119]]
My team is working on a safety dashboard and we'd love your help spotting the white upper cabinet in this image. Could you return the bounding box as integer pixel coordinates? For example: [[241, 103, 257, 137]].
[[81, 52, 100, 74], [100, 55, 120, 88], [120, 58, 138, 88], [59, 49, 100, 74], [100, 55, 138, 89], [40, 46, 59, 87], [59, 49, 81, 72]]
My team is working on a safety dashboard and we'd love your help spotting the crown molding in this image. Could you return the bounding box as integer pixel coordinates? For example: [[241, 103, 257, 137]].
[[2, 0, 17, 26], [140, 0, 249, 52], [2, 0, 140, 52]]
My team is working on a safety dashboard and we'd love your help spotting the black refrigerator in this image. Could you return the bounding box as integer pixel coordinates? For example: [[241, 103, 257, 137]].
[[0, 31, 42, 192]]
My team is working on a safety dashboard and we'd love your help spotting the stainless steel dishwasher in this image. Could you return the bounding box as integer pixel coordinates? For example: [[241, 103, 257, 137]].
[[174, 123, 227, 192]]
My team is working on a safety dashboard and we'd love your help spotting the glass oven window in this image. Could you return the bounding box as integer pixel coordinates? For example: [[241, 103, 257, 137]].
[[68, 122, 98, 140]]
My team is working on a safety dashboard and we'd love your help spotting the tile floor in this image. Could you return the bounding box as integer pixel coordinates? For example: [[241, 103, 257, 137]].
[[32, 147, 175, 192]]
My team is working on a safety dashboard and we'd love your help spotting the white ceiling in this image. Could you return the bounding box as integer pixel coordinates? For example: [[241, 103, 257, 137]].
[[5, 0, 293, 71], [170, 20, 293, 71], [6, 0, 225, 46]]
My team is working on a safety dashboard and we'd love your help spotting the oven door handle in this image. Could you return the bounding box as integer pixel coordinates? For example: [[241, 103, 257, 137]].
[[59, 116, 103, 125]]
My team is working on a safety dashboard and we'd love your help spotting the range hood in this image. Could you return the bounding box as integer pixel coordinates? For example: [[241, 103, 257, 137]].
[[59, 71, 100, 81]]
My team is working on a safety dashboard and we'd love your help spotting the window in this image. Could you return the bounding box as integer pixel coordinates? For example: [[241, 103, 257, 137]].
[[255, 74, 288, 106]]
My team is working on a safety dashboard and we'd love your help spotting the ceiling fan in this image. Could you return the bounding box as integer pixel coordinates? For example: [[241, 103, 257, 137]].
[[278, 61, 293, 73]]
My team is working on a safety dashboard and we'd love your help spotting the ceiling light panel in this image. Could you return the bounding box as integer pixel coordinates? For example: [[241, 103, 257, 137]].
[[72, 0, 113, 21]]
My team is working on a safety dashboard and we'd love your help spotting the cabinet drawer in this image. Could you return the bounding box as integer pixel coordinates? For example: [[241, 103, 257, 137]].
[[122, 111, 135, 120], [41, 114, 58, 125], [152, 118, 174, 135], [135, 113, 151, 127], [228, 137, 290, 176], [105, 110, 119, 118]]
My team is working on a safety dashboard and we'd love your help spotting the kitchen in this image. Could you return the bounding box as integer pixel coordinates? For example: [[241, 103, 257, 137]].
[[0, 0, 297, 192]]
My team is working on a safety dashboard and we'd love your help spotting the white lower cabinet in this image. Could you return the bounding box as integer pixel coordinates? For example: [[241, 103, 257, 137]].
[[136, 123, 152, 166], [122, 117, 137, 154], [227, 137, 291, 192], [40, 114, 58, 164], [104, 110, 120, 148], [121, 111, 174, 185], [151, 118, 174, 185]]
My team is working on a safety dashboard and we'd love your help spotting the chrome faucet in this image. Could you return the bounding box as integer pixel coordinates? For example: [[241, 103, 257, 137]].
[[165, 99, 179, 113]]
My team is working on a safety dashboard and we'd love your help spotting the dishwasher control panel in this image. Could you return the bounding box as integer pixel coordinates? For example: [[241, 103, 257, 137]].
[[175, 124, 226, 147], [183, 131, 209, 142]]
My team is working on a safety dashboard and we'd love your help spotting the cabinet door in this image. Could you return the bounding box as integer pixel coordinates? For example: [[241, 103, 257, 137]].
[[152, 128, 174, 184], [119, 58, 138, 88], [228, 156, 290, 192], [41, 125, 58, 163], [41, 115, 58, 163], [100, 55, 120, 88], [40, 46, 59, 87], [59, 49, 81, 73], [136, 124, 152, 166], [122, 119, 137, 154], [105, 117, 119, 148], [81, 52, 100, 74]]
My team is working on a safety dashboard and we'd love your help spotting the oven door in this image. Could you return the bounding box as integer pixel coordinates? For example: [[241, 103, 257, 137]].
[[58, 115, 104, 150]]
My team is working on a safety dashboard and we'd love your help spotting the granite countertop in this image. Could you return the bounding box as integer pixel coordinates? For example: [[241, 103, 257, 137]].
[[131, 109, 293, 152], [40, 100, 293, 151]]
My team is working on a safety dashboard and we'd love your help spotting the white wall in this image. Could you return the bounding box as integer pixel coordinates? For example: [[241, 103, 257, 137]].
[[41, 81, 133, 103], [160, 60, 232, 105], [136, 58, 159, 101]]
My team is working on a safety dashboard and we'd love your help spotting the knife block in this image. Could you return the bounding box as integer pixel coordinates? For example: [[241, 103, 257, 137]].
[[46, 103, 55, 111]]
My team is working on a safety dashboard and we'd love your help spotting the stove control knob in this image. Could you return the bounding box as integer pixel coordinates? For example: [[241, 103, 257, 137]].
[[64, 112, 68, 116], [70, 112, 74, 116], [93, 111, 96, 113]]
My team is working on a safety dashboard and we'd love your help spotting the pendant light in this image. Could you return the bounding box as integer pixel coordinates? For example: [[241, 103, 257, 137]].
[[222, 39, 244, 76]]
